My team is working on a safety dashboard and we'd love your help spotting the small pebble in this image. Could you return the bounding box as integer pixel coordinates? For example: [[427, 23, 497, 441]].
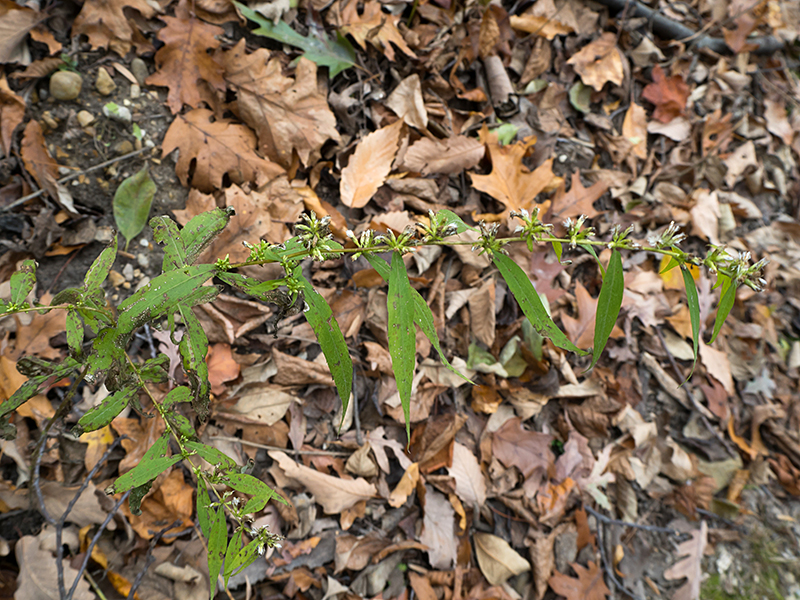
[[122, 282, 131, 290], [133, 268, 142, 279], [58, 166, 71, 176], [122, 263, 135, 281], [136, 253, 150, 269], [95, 68, 116, 96], [41, 111, 58, 129], [139, 238, 149, 248], [130, 58, 148, 85], [115, 140, 134, 155], [49, 71, 82, 101], [76, 110, 95, 127], [130, 83, 140, 99], [103, 103, 131, 123], [123, 99, 131, 106], [108, 270, 126, 287]]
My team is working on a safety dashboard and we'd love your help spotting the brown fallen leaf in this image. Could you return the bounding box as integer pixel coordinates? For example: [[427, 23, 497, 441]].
[[622, 103, 648, 160], [15, 534, 94, 600], [162, 108, 284, 192], [340, 120, 404, 208], [120, 468, 194, 540], [447, 442, 486, 506], [7, 292, 66, 360], [419, 486, 457, 569], [270, 450, 376, 513], [221, 384, 296, 426], [663, 521, 707, 600], [549, 172, 608, 220], [561, 282, 603, 350], [764, 96, 795, 145], [468, 278, 496, 347], [403, 135, 485, 175], [566, 32, 624, 92], [223, 41, 340, 168], [386, 74, 427, 130], [0, 74, 25, 156], [388, 462, 419, 507], [509, 0, 576, 39], [207, 343, 240, 395], [71, 0, 157, 54], [548, 561, 610, 600], [333, 0, 416, 61], [492, 417, 554, 491], [20, 120, 59, 196], [145, 0, 225, 114], [474, 532, 531, 586], [0, 0, 42, 63], [641, 65, 689, 124]]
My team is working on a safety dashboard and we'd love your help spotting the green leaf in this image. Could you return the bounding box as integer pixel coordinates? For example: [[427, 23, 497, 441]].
[[178, 307, 211, 418], [197, 477, 213, 538], [84, 236, 118, 290], [365, 255, 472, 385], [108, 432, 179, 493], [113, 166, 156, 251], [162, 385, 191, 409], [66, 310, 84, 356], [660, 256, 681, 274], [590, 249, 624, 370], [86, 328, 125, 385], [235, 1, 357, 76], [223, 529, 243, 586], [709, 276, 736, 345], [568, 80, 592, 113], [222, 472, 288, 506], [431, 210, 476, 235], [207, 506, 227, 598], [180, 207, 233, 266], [225, 538, 263, 580], [139, 354, 171, 384], [216, 272, 289, 304], [9, 259, 36, 306], [681, 266, 701, 380], [493, 252, 588, 355], [292, 270, 352, 419], [151, 216, 189, 271], [76, 387, 136, 433], [552, 240, 563, 263], [387, 252, 416, 436], [185, 440, 238, 471], [128, 480, 154, 516], [0, 360, 80, 419], [578, 243, 605, 277]]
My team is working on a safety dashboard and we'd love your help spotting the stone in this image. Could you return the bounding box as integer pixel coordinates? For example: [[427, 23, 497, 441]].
[[76, 110, 95, 127], [122, 263, 135, 281], [136, 253, 150, 269], [102, 103, 131, 123], [130, 58, 148, 85], [49, 71, 82, 101], [40, 111, 58, 129], [114, 140, 134, 156], [130, 83, 140, 99], [108, 270, 125, 287], [95, 68, 116, 95]]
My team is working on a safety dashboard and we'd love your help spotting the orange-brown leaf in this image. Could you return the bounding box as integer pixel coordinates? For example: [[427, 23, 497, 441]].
[[548, 561, 610, 600], [71, 0, 157, 55], [340, 120, 403, 208], [161, 108, 284, 192], [20, 120, 59, 193], [145, 0, 225, 114], [0, 73, 25, 156], [334, 0, 416, 61], [207, 343, 240, 395], [566, 32, 624, 92], [549, 172, 608, 220], [641, 65, 689, 124], [471, 143, 554, 213], [403, 135, 485, 175]]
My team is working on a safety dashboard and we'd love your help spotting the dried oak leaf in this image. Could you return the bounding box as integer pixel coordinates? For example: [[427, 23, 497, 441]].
[[340, 119, 403, 208], [403, 135, 485, 175], [549, 171, 608, 220], [0, 0, 42, 63], [566, 32, 624, 92], [510, 0, 577, 39], [562, 281, 623, 350], [162, 108, 284, 192], [20, 120, 59, 193], [333, 0, 416, 61], [0, 74, 25, 156], [223, 40, 340, 168], [207, 342, 240, 395], [71, 0, 157, 55], [641, 65, 689, 124], [270, 450, 376, 513], [548, 561, 610, 600], [145, 1, 225, 115], [470, 141, 555, 213], [663, 521, 707, 600], [492, 417, 554, 491]]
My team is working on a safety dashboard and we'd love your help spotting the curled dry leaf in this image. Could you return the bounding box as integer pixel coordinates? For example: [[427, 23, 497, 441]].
[[20, 120, 59, 195], [474, 532, 531, 586], [333, 0, 416, 61], [15, 534, 94, 600], [270, 450, 377, 513], [403, 135, 485, 175], [510, 0, 577, 39], [419, 486, 457, 569], [71, 0, 157, 54], [566, 32, 624, 92], [386, 74, 428, 130], [340, 119, 404, 208], [447, 442, 487, 506], [0, 74, 25, 156], [548, 561, 610, 600]]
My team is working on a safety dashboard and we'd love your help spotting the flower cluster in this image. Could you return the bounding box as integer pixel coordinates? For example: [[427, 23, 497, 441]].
[[646, 221, 686, 249], [418, 210, 461, 242], [563, 215, 595, 248], [296, 212, 339, 262], [510, 208, 553, 251]]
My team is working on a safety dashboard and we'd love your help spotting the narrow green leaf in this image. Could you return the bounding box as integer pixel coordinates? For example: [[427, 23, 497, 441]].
[[207, 506, 227, 599], [128, 480, 154, 515], [109, 433, 179, 493], [0, 360, 80, 419], [493, 252, 588, 355], [180, 207, 233, 266], [235, 1, 357, 76], [185, 441, 238, 471], [709, 277, 737, 344], [226, 538, 263, 580], [51, 287, 82, 306], [139, 354, 171, 384], [151, 216, 188, 271], [113, 166, 156, 250], [590, 249, 624, 369], [292, 270, 352, 418], [66, 310, 84, 356], [196, 477, 213, 538], [387, 252, 416, 436], [87, 328, 125, 385], [223, 529, 243, 586], [9, 259, 36, 306], [84, 236, 118, 290], [178, 307, 211, 418], [76, 387, 136, 433], [431, 210, 476, 235], [681, 266, 701, 380], [222, 472, 288, 506], [660, 256, 680, 274], [552, 240, 563, 263], [162, 386, 191, 409], [578, 243, 605, 277], [216, 272, 289, 304], [365, 255, 472, 384]]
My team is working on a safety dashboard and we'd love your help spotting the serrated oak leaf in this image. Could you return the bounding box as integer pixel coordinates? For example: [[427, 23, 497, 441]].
[[664, 522, 707, 600], [549, 172, 609, 220], [71, 0, 158, 55], [566, 32, 624, 92], [161, 108, 284, 192], [548, 561, 610, 600], [641, 65, 689, 124], [332, 0, 416, 61], [223, 41, 340, 168]]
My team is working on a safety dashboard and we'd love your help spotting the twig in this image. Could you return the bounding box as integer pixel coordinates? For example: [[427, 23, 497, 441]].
[[126, 520, 183, 600], [2, 147, 151, 213], [594, 515, 647, 600], [208, 435, 353, 456], [585, 505, 682, 536]]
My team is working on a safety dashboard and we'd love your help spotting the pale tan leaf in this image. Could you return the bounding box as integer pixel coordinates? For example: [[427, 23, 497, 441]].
[[0, 1, 41, 63], [403, 135, 485, 175], [664, 522, 707, 600], [548, 561, 610, 600], [689, 189, 720, 246], [420, 487, 456, 569], [386, 74, 427, 129], [340, 120, 403, 208], [447, 442, 486, 506], [15, 534, 94, 600], [474, 532, 531, 586], [622, 103, 648, 160], [471, 144, 555, 213], [468, 279, 496, 347], [334, 0, 416, 61], [764, 96, 794, 145], [699, 343, 734, 395], [388, 462, 419, 507], [566, 32, 624, 92], [225, 384, 296, 425], [270, 450, 376, 513]]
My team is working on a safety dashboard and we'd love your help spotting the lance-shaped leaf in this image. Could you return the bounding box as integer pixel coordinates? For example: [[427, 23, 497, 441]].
[[151, 216, 189, 271], [431, 209, 476, 235], [76, 386, 137, 433], [207, 505, 227, 598], [709, 276, 736, 344], [493, 252, 587, 355], [225, 537, 263, 581], [222, 472, 289, 508], [113, 166, 156, 250], [178, 306, 211, 418], [128, 480, 154, 516], [162, 385, 191, 409], [180, 207, 234, 265], [84, 236, 118, 290], [185, 440, 237, 471], [216, 272, 289, 304], [66, 309, 84, 356], [681, 266, 701, 380], [196, 476, 213, 539], [590, 249, 624, 369], [293, 269, 353, 416], [9, 259, 36, 306], [223, 529, 244, 586], [365, 255, 472, 384], [0, 359, 81, 420], [108, 432, 181, 493], [387, 252, 416, 434]]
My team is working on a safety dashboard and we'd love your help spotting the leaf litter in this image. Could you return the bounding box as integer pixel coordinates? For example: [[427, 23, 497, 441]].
[[1, 0, 800, 599]]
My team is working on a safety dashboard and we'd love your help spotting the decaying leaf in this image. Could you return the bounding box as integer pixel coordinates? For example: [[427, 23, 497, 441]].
[[72, 0, 158, 54], [663, 521, 707, 600], [340, 120, 403, 208], [642, 65, 689, 124], [403, 135, 485, 175], [333, 0, 416, 61], [419, 486, 457, 569], [548, 561, 610, 600], [474, 532, 530, 585], [566, 32, 624, 92]]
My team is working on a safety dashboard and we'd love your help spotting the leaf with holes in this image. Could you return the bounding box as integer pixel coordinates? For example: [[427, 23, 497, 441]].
[[387, 252, 416, 434]]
